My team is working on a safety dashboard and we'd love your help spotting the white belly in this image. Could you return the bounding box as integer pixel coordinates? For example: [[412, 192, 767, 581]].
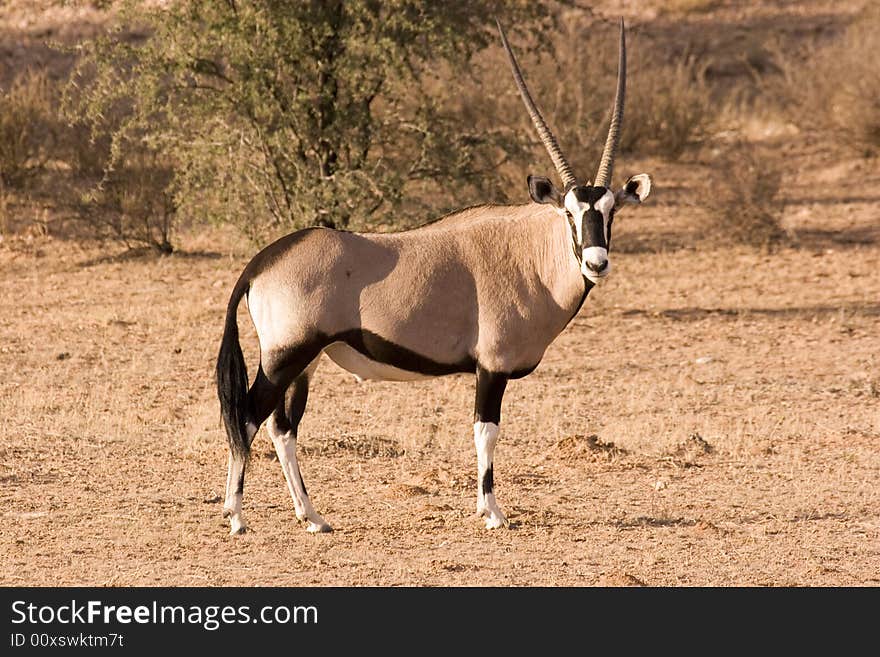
[[323, 342, 431, 382]]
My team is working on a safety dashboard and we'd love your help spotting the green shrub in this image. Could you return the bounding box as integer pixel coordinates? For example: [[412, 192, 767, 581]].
[[67, 1, 554, 245]]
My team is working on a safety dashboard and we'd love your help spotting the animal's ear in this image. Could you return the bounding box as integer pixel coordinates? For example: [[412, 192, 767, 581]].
[[527, 175, 563, 208], [614, 173, 652, 208]]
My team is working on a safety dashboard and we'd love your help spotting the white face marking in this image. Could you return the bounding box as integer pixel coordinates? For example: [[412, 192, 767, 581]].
[[594, 189, 615, 244], [582, 246, 610, 278], [564, 188, 615, 284], [594, 189, 615, 217], [563, 192, 584, 246]]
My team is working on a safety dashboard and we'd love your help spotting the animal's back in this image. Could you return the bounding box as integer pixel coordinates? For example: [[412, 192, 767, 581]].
[[244, 203, 580, 375]]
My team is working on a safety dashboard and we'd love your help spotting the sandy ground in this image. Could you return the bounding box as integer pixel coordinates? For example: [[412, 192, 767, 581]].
[[2, 141, 877, 586], [0, 1, 878, 586]]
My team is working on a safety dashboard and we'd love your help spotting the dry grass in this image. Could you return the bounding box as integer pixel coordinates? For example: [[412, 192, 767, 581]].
[[783, 7, 880, 156], [2, 176, 878, 585], [622, 55, 712, 160], [0, 69, 56, 190], [0, 73, 175, 250], [81, 148, 177, 253], [698, 140, 788, 249], [476, 14, 715, 191], [2, 0, 880, 587], [658, 0, 723, 15]]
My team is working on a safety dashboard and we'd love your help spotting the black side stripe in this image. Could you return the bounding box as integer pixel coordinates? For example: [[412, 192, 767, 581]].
[[268, 329, 476, 383]]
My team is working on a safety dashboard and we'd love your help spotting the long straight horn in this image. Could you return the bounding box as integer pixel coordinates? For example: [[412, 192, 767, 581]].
[[497, 20, 577, 189], [594, 18, 626, 188]]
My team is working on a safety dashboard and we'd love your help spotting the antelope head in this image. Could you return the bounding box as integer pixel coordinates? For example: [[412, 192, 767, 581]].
[[498, 19, 652, 284]]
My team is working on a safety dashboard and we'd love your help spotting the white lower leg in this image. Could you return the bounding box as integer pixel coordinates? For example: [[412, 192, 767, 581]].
[[223, 452, 247, 535], [269, 418, 331, 533], [474, 421, 509, 529]]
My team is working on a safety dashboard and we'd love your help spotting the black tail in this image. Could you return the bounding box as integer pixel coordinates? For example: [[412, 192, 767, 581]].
[[216, 277, 251, 461]]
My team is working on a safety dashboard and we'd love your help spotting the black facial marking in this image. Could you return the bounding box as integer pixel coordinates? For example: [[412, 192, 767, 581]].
[[482, 465, 494, 495], [474, 368, 508, 424], [607, 211, 615, 249], [570, 186, 612, 250], [566, 212, 580, 257], [584, 209, 607, 250], [572, 186, 611, 204]]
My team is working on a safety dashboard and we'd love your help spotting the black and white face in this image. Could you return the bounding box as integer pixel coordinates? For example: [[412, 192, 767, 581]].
[[527, 173, 652, 285], [564, 186, 615, 284]]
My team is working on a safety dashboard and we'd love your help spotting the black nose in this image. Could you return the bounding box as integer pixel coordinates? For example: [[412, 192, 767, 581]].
[[587, 259, 608, 273]]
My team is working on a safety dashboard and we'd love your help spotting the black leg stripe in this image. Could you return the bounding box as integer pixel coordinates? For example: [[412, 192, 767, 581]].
[[482, 465, 494, 495], [273, 375, 309, 437], [474, 368, 508, 424]]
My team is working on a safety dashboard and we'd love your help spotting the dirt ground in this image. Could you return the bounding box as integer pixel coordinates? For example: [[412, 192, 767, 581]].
[[1, 1, 878, 586]]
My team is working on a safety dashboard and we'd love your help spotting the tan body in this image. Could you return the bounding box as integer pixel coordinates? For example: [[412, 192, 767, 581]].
[[217, 19, 652, 534], [246, 203, 587, 380]]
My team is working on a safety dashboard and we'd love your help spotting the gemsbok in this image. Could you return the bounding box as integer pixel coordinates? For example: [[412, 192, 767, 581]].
[[217, 19, 652, 534]]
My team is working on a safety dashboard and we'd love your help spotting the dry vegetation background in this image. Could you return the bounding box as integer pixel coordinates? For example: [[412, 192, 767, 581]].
[[1, 0, 878, 586]]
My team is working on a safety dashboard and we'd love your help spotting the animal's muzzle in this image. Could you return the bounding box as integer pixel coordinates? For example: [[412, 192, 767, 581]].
[[581, 246, 610, 280]]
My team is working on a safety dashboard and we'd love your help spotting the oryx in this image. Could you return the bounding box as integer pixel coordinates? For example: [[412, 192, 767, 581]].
[[217, 19, 652, 534]]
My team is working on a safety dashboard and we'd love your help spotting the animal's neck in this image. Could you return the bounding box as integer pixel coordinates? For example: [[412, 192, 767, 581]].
[[533, 209, 590, 318]]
